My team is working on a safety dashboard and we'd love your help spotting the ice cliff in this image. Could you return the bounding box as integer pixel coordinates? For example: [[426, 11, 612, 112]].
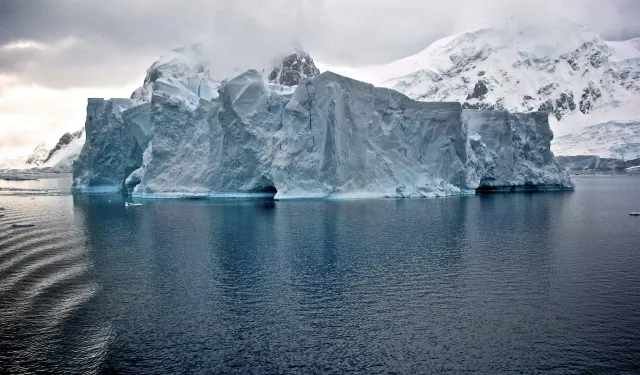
[[72, 66, 572, 198], [73, 99, 142, 192], [464, 110, 572, 191], [271, 73, 470, 198]]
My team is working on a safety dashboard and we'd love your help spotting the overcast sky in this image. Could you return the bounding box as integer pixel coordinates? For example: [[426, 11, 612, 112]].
[[1, 0, 640, 157]]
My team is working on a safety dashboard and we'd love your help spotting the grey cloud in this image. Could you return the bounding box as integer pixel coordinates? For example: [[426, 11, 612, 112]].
[[1, 0, 640, 89]]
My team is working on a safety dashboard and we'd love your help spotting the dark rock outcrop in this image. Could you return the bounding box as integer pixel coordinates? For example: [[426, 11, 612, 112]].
[[467, 80, 489, 100], [268, 50, 320, 86]]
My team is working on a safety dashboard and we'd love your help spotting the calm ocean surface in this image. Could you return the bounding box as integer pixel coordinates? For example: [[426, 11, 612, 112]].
[[0, 175, 639, 374]]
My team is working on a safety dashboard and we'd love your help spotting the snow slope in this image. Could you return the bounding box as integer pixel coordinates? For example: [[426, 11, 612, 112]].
[[25, 144, 49, 166], [552, 121, 640, 158], [556, 155, 640, 173], [318, 19, 640, 158], [0, 130, 84, 173], [39, 131, 85, 173], [0, 156, 29, 170]]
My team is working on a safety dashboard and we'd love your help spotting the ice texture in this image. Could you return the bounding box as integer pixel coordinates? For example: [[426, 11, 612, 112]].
[[72, 98, 142, 192], [464, 110, 573, 190], [271, 72, 469, 198], [131, 70, 286, 197], [73, 71, 573, 197]]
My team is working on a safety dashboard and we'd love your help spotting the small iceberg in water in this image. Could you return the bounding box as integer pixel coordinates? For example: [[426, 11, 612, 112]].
[[12, 223, 35, 228], [125, 202, 143, 207]]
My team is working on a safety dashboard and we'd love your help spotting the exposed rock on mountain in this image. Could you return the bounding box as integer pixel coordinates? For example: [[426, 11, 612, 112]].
[[43, 129, 83, 165], [25, 144, 49, 166], [268, 50, 320, 86]]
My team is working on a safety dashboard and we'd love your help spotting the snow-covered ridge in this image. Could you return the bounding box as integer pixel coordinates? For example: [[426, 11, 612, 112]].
[[0, 129, 84, 173], [72, 68, 572, 198]]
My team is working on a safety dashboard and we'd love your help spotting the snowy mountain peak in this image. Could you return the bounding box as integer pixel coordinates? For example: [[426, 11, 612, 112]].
[[42, 129, 84, 165], [1, 128, 85, 172]]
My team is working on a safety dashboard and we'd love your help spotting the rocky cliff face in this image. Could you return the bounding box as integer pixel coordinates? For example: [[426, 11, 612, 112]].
[[268, 50, 320, 87]]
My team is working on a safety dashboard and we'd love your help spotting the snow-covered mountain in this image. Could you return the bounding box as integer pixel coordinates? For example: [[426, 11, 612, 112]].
[[25, 144, 50, 166], [318, 19, 640, 158], [556, 155, 640, 173], [39, 129, 85, 172], [0, 129, 84, 173], [0, 156, 30, 170], [552, 121, 640, 159]]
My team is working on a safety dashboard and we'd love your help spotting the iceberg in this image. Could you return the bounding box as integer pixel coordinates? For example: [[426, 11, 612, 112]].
[[72, 55, 573, 198], [464, 110, 573, 191], [272, 72, 469, 199], [72, 98, 142, 192], [12, 223, 35, 228]]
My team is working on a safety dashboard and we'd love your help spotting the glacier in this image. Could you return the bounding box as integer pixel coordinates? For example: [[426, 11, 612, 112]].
[[72, 65, 573, 198]]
